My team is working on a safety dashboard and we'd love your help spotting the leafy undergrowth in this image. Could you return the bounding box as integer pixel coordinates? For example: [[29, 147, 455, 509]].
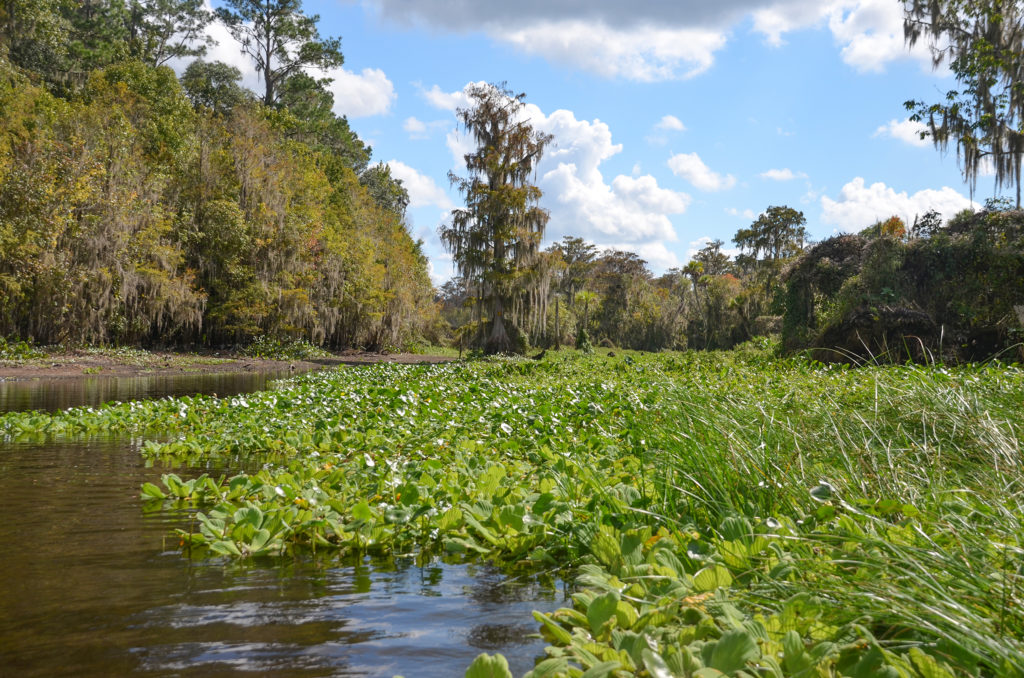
[[4, 351, 1023, 677], [240, 335, 332, 361]]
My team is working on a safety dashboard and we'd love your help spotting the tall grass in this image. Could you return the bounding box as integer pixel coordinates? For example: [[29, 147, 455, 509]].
[[637, 356, 1024, 674]]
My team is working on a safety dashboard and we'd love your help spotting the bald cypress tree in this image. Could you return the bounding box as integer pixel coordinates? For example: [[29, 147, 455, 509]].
[[441, 83, 552, 354]]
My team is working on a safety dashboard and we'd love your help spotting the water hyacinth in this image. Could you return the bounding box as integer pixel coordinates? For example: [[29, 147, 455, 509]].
[[3, 350, 1023, 676]]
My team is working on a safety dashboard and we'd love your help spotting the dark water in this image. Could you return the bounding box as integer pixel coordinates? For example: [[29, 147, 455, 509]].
[[0, 370, 302, 413], [0, 378, 564, 677]]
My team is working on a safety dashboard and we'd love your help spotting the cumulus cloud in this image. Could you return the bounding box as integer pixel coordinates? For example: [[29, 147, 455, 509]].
[[821, 177, 976, 231], [418, 82, 476, 111], [873, 118, 931, 147], [355, 0, 937, 79], [319, 67, 395, 117], [667, 152, 736, 192], [436, 82, 690, 250], [404, 117, 426, 135], [534, 107, 689, 242], [386, 160, 454, 210], [760, 168, 807, 181], [656, 115, 687, 131], [501, 21, 727, 81]]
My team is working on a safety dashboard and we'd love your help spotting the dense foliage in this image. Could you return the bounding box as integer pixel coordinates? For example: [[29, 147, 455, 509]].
[[0, 1, 436, 350], [4, 350, 1022, 676], [439, 210, 807, 354], [782, 208, 1024, 363]]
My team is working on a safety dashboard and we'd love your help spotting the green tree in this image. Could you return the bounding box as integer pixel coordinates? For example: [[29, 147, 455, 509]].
[[903, 0, 1024, 206], [125, 0, 214, 66], [692, 238, 732, 275], [440, 82, 553, 354], [0, 0, 69, 72], [276, 72, 370, 176], [549, 235, 596, 304], [733, 206, 807, 262], [180, 59, 247, 114], [360, 162, 409, 217], [215, 0, 343, 108]]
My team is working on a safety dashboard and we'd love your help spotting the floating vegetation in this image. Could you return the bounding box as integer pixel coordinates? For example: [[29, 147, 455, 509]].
[[4, 350, 1024, 676]]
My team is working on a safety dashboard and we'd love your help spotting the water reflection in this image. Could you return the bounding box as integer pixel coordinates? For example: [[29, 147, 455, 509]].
[[0, 439, 564, 677], [0, 370, 302, 414]]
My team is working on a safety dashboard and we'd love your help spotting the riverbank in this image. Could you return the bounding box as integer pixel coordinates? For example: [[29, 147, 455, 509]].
[[0, 347, 456, 381]]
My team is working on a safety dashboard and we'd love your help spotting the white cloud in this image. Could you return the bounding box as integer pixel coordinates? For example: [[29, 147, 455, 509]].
[[319, 67, 395, 117], [873, 118, 930, 147], [403, 116, 448, 139], [821, 177, 976, 231], [500, 21, 726, 81], [446, 128, 475, 171], [760, 168, 807, 181], [656, 115, 686, 131], [725, 207, 757, 219], [360, 0, 938, 79], [386, 160, 454, 210], [436, 83, 689, 247], [751, 0, 830, 46], [404, 117, 427, 135], [536, 110, 688, 242], [419, 82, 478, 110], [667, 152, 736, 192]]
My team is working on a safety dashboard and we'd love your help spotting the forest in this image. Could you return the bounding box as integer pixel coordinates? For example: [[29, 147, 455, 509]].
[[0, 0, 437, 350], [2, 2, 1024, 363]]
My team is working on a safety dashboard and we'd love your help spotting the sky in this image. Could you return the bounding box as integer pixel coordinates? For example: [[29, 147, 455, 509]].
[[196, 0, 1003, 284]]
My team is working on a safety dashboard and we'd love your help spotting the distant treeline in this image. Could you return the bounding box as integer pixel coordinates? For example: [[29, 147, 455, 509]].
[[440, 206, 1024, 363], [0, 2, 437, 349]]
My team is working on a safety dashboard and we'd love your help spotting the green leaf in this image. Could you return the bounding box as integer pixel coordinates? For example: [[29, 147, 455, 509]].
[[586, 591, 620, 635], [465, 653, 513, 678], [523, 657, 570, 678], [709, 629, 759, 675], [533, 611, 573, 646], [438, 506, 464, 530], [351, 501, 373, 522], [809, 481, 835, 502], [249, 528, 272, 552], [641, 648, 674, 678], [693, 564, 733, 591], [141, 482, 166, 499], [908, 648, 956, 678], [580, 660, 621, 678]]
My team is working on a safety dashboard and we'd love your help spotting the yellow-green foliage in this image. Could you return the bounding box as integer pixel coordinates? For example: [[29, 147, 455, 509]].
[[0, 58, 435, 348]]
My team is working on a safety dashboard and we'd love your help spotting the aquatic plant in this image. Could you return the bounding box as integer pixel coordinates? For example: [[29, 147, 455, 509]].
[[4, 350, 1023, 675]]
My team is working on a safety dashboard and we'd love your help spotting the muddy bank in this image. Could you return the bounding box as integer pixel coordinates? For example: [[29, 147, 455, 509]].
[[0, 350, 455, 382]]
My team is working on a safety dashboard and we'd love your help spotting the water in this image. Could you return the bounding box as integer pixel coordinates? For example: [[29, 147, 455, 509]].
[[0, 370, 301, 414], [0, 376, 564, 677]]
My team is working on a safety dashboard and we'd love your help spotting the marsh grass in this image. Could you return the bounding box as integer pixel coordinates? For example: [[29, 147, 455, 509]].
[[4, 349, 1022, 676]]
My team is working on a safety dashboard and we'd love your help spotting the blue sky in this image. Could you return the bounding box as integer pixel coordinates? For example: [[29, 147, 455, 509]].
[[198, 0, 1001, 283]]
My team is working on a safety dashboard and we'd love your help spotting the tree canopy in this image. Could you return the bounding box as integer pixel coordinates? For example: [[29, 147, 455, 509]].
[[215, 0, 343, 107]]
